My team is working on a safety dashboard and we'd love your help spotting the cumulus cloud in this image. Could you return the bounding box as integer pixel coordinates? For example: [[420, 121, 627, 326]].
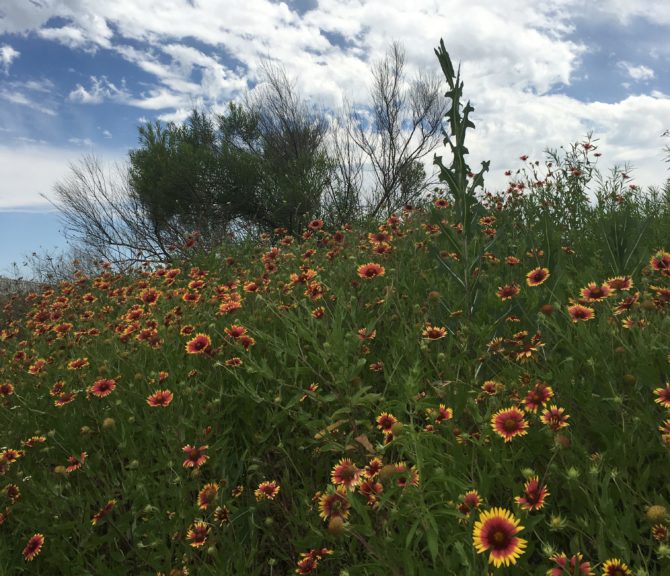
[[68, 137, 94, 147], [0, 0, 669, 210], [617, 61, 655, 82], [0, 88, 57, 115], [0, 44, 19, 74], [0, 143, 127, 209], [68, 75, 129, 104]]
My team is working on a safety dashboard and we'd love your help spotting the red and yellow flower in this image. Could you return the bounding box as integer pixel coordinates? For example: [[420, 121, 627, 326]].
[[146, 389, 174, 407], [318, 486, 350, 521], [89, 378, 116, 398], [515, 476, 549, 511], [186, 521, 209, 547], [653, 383, 670, 408], [473, 507, 527, 567], [523, 382, 554, 412], [185, 333, 212, 354], [547, 553, 593, 576], [330, 458, 362, 490], [91, 499, 116, 526], [356, 263, 385, 280], [22, 533, 44, 562], [568, 304, 595, 322], [375, 412, 398, 435], [254, 480, 281, 501], [579, 282, 611, 302], [526, 267, 550, 287], [421, 325, 447, 340], [491, 407, 529, 442], [540, 405, 570, 431], [182, 444, 209, 468], [197, 483, 219, 510], [497, 283, 520, 301], [601, 558, 632, 575]]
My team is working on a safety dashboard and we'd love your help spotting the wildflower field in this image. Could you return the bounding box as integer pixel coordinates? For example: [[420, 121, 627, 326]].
[[2, 43, 670, 575]]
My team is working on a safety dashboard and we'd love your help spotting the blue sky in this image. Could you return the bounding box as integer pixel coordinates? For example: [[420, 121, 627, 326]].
[[1, 0, 669, 276]]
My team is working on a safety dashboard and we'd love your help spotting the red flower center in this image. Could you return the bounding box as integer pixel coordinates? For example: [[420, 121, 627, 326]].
[[503, 418, 518, 431]]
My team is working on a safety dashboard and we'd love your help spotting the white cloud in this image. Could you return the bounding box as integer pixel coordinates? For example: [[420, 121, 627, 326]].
[[617, 61, 655, 82], [0, 88, 57, 115], [0, 44, 19, 74], [579, 1, 670, 26], [0, 143, 126, 209], [0, 0, 669, 200], [38, 26, 89, 50], [68, 137, 94, 147], [68, 75, 129, 104]]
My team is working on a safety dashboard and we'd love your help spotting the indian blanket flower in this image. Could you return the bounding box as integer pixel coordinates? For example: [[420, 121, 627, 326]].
[[185, 333, 211, 354], [66, 451, 87, 472], [568, 304, 595, 323], [214, 505, 231, 526], [548, 553, 593, 576], [146, 389, 174, 407], [89, 378, 116, 398], [394, 462, 420, 487], [580, 282, 611, 302], [649, 250, 670, 274], [613, 293, 639, 315], [67, 357, 89, 370], [54, 391, 77, 407], [5, 484, 20, 503], [421, 325, 447, 340], [331, 458, 363, 490], [653, 383, 670, 408], [295, 548, 333, 575], [497, 283, 521, 301], [472, 507, 527, 568], [182, 445, 209, 468], [491, 407, 529, 442], [435, 404, 453, 424], [139, 288, 161, 305], [660, 419, 670, 444], [22, 533, 44, 562], [652, 524, 668, 541], [364, 457, 383, 479], [601, 558, 632, 575], [605, 276, 633, 292], [540, 405, 570, 431], [515, 476, 549, 511], [356, 263, 385, 280], [198, 483, 219, 510], [318, 486, 350, 521], [526, 267, 550, 287], [0, 382, 14, 396], [523, 382, 554, 412], [358, 479, 383, 507], [482, 380, 503, 395], [225, 324, 247, 339], [22, 436, 46, 448], [458, 489, 483, 516], [255, 480, 281, 501], [1, 449, 24, 463], [376, 412, 398, 435], [186, 521, 209, 548], [91, 499, 116, 525]]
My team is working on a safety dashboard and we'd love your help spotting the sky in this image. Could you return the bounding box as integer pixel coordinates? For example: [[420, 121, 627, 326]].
[[1, 0, 670, 276]]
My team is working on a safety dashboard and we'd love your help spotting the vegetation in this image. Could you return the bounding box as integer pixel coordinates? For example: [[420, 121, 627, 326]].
[[51, 42, 445, 270], [2, 40, 670, 575]]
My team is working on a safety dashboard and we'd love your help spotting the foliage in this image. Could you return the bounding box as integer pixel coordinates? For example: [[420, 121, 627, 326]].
[[3, 41, 670, 576]]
